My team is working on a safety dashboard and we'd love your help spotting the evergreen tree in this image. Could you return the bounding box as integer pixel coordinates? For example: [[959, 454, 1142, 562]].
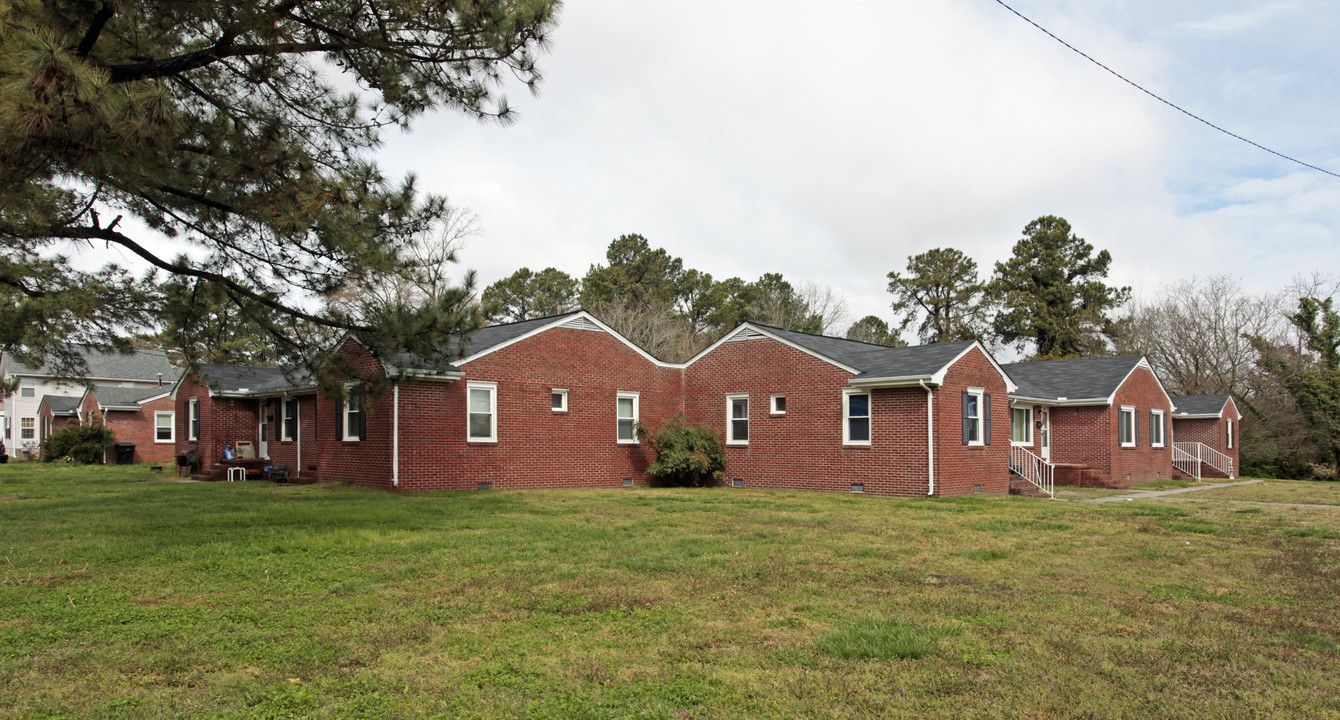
[[482, 268, 580, 323], [886, 248, 985, 344], [1252, 297, 1340, 467], [846, 316, 905, 347], [989, 216, 1130, 359], [580, 235, 687, 309], [0, 0, 558, 381]]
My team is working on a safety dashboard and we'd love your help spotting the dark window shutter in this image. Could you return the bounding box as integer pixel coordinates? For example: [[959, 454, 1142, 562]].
[[961, 390, 970, 445], [983, 393, 992, 445], [1149, 411, 1155, 444], [357, 395, 367, 440], [273, 399, 281, 441], [335, 398, 344, 441], [1133, 412, 1140, 446]]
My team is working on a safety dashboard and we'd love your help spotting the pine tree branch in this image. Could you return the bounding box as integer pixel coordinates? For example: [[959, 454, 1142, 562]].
[[106, 41, 351, 83], [76, 3, 117, 58]]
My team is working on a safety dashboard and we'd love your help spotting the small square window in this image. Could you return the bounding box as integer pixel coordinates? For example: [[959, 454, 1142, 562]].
[[770, 394, 786, 415], [551, 389, 568, 412]]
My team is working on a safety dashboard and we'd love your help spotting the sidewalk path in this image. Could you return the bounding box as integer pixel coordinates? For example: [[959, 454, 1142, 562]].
[[1080, 478, 1263, 503]]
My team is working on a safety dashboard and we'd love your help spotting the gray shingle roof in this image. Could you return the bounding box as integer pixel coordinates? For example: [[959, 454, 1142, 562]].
[[88, 385, 167, 409], [197, 364, 298, 394], [1171, 394, 1232, 416], [39, 395, 82, 415], [752, 324, 979, 382], [386, 311, 584, 373], [1003, 356, 1144, 401], [5, 347, 180, 382]]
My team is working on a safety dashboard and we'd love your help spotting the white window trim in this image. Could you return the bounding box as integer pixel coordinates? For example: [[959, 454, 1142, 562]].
[[154, 411, 175, 443], [616, 391, 639, 444], [551, 388, 568, 413], [843, 389, 871, 446], [1226, 419, 1234, 449], [188, 398, 200, 441], [20, 417, 36, 440], [966, 387, 985, 447], [726, 394, 749, 445], [1150, 409, 1165, 448], [1119, 405, 1136, 448], [343, 382, 364, 442], [279, 399, 297, 441], [770, 394, 786, 415], [1011, 406, 1033, 446], [467, 381, 498, 443], [19, 378, 35, 398]]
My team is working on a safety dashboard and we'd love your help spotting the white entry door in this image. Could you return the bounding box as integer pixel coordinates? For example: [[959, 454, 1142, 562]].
[[258, 413, 270, 460], [1039, 407, 1051, 461]]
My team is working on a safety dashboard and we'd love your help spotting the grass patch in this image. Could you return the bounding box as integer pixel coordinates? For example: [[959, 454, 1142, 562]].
[[1199, 479, 1340, 506], [1162, 520, 1223, 535], [817, 617, 954, 660], [1131, 478, 1196, 491], [2, 464, 1339, 718]]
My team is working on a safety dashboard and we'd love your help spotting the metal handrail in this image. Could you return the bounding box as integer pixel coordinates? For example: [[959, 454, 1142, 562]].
[[1172, 444, 1201, 480], [1173, 441, 1235, 479], [1009, 445, 1055, 498]]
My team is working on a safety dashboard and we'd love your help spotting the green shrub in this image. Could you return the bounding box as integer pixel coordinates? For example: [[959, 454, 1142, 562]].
[[42, 418, 116, 464], [637, 414, 726, 487]]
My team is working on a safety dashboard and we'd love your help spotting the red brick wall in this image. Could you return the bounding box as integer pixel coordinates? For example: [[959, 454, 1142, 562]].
[[1107, 367, 1174, 487], [100, 396, 177, 464], [933, 347, 1011, 496], [175, 374, 263, 466], [260, 395, 318, 474], [308, 341, 394, 489], [397, 328, 682, 492], [1170, 399, 1240, 474]]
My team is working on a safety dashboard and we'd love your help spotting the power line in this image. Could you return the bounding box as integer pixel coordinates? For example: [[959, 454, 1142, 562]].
[[993, 0, 1340, 179]]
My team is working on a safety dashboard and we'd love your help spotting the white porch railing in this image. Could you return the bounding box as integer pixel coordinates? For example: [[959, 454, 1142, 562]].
[[1172, 444, 1200, 480], [1009, 445, 1055, 498], [1173, 441, 1235, 479]]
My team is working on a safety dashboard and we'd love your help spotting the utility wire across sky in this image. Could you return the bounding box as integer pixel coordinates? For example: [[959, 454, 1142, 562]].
[[994, 0, 1340, 179]]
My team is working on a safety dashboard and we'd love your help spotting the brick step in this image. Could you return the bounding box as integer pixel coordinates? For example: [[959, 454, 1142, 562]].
[[1008, 477, 1049, 498]]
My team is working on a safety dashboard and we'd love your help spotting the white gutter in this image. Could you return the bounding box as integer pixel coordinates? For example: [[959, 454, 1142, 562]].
[[392, 382, 400, 488], [919, 379, 934, 497]]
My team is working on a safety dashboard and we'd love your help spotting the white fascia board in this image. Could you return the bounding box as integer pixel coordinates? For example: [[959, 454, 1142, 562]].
[[1007, 394, 1110, 407], [457, 311, 681, 369], [928, 341, 1018, 393], [136, 392, 172, 405], [1106, 357, 1174, 408], [1172, 412, 1223, 420], [1223, 396, 1244, 421], [389, 369, 464, 382], [681, 323, 861, 374], [101, 405, 141, 412], [848, 374, 935, 389]]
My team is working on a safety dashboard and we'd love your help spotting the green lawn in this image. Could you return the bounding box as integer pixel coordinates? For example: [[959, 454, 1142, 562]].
[[2, 465, 1338, 719], [1172, 478, 1340, 507]]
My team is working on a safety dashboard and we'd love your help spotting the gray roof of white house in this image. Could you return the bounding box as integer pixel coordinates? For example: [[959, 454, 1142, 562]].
[[1171, 394, 1233, 416], [88, 385, 167, 409], [4, 347, 181, 383], [1003, 356, 1145, 401], [39, 395, 83, 415], [748, 325, 981, 382]]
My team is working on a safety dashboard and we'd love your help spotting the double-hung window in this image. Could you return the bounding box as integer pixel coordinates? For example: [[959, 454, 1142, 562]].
[[727, 395, 749, 444], [188, 398, 200, 441], [468, 382, 497, 442], [1118, 406, 1137, 447], [963, 389, 986, 446], [342, 384, 365, 442], [1226, 419, 1234, 449], [154, 412, 175, 443], [1011, 406, 1033, 445], [1149, 409, 1165, 448], [20, 417, 35, 440], [282, 399, 298, 441], [616, 392, 639, 443], [19, 378, 35, 398], [843, 390, 870, 445]]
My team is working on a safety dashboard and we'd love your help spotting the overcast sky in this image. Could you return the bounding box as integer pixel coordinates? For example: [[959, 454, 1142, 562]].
[[369, 0, 1339, 331]]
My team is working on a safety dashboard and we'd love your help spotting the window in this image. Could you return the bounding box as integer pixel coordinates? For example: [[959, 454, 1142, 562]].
[[1227, 419, 1234, 449], [188, 398, 200, 441], [467, 382, 497, 442], [19, 378, 35, 398], [551, 388, 568, 412], [282, 399, 298, 441], [843, 390, 870, 445], [20, 417, 35, 440], [1118, 406, 1136, 447], [962, 389, 985, 446], [1150, 409, 1165, 448], [771, 394, 786, 415], [343, 384, 365, 442], [1011, 406, 1033, 445], [727, 395, 749, 444], [155, 412, 175, 443], [616, 392, 639, 443]]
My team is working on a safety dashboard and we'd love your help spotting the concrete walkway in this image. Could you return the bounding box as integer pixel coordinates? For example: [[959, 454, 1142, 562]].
[[1080, 478, 1263, 503]]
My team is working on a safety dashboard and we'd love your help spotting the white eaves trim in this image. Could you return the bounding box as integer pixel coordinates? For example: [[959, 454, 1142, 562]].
[[680, 323, 861, 374], [457, 311, 683, 369], [1172, 397, 1243, 421], [1008, 394, 1111, 407], [848, 341, 1018, 393], [136, 391, 172, 405]]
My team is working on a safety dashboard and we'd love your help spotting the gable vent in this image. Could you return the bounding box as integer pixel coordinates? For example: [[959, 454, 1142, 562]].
[[726, 327, 765, 342], [561, 316, 602, 332]]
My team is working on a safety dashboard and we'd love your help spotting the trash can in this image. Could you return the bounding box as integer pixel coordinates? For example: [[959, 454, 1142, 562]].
[[114, 443, 136, 465]]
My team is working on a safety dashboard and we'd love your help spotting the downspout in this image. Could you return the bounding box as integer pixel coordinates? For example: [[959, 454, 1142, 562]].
[[296, 397, 302, 473], [392, 382, 400, 488], [919, 379, 934, 497]]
